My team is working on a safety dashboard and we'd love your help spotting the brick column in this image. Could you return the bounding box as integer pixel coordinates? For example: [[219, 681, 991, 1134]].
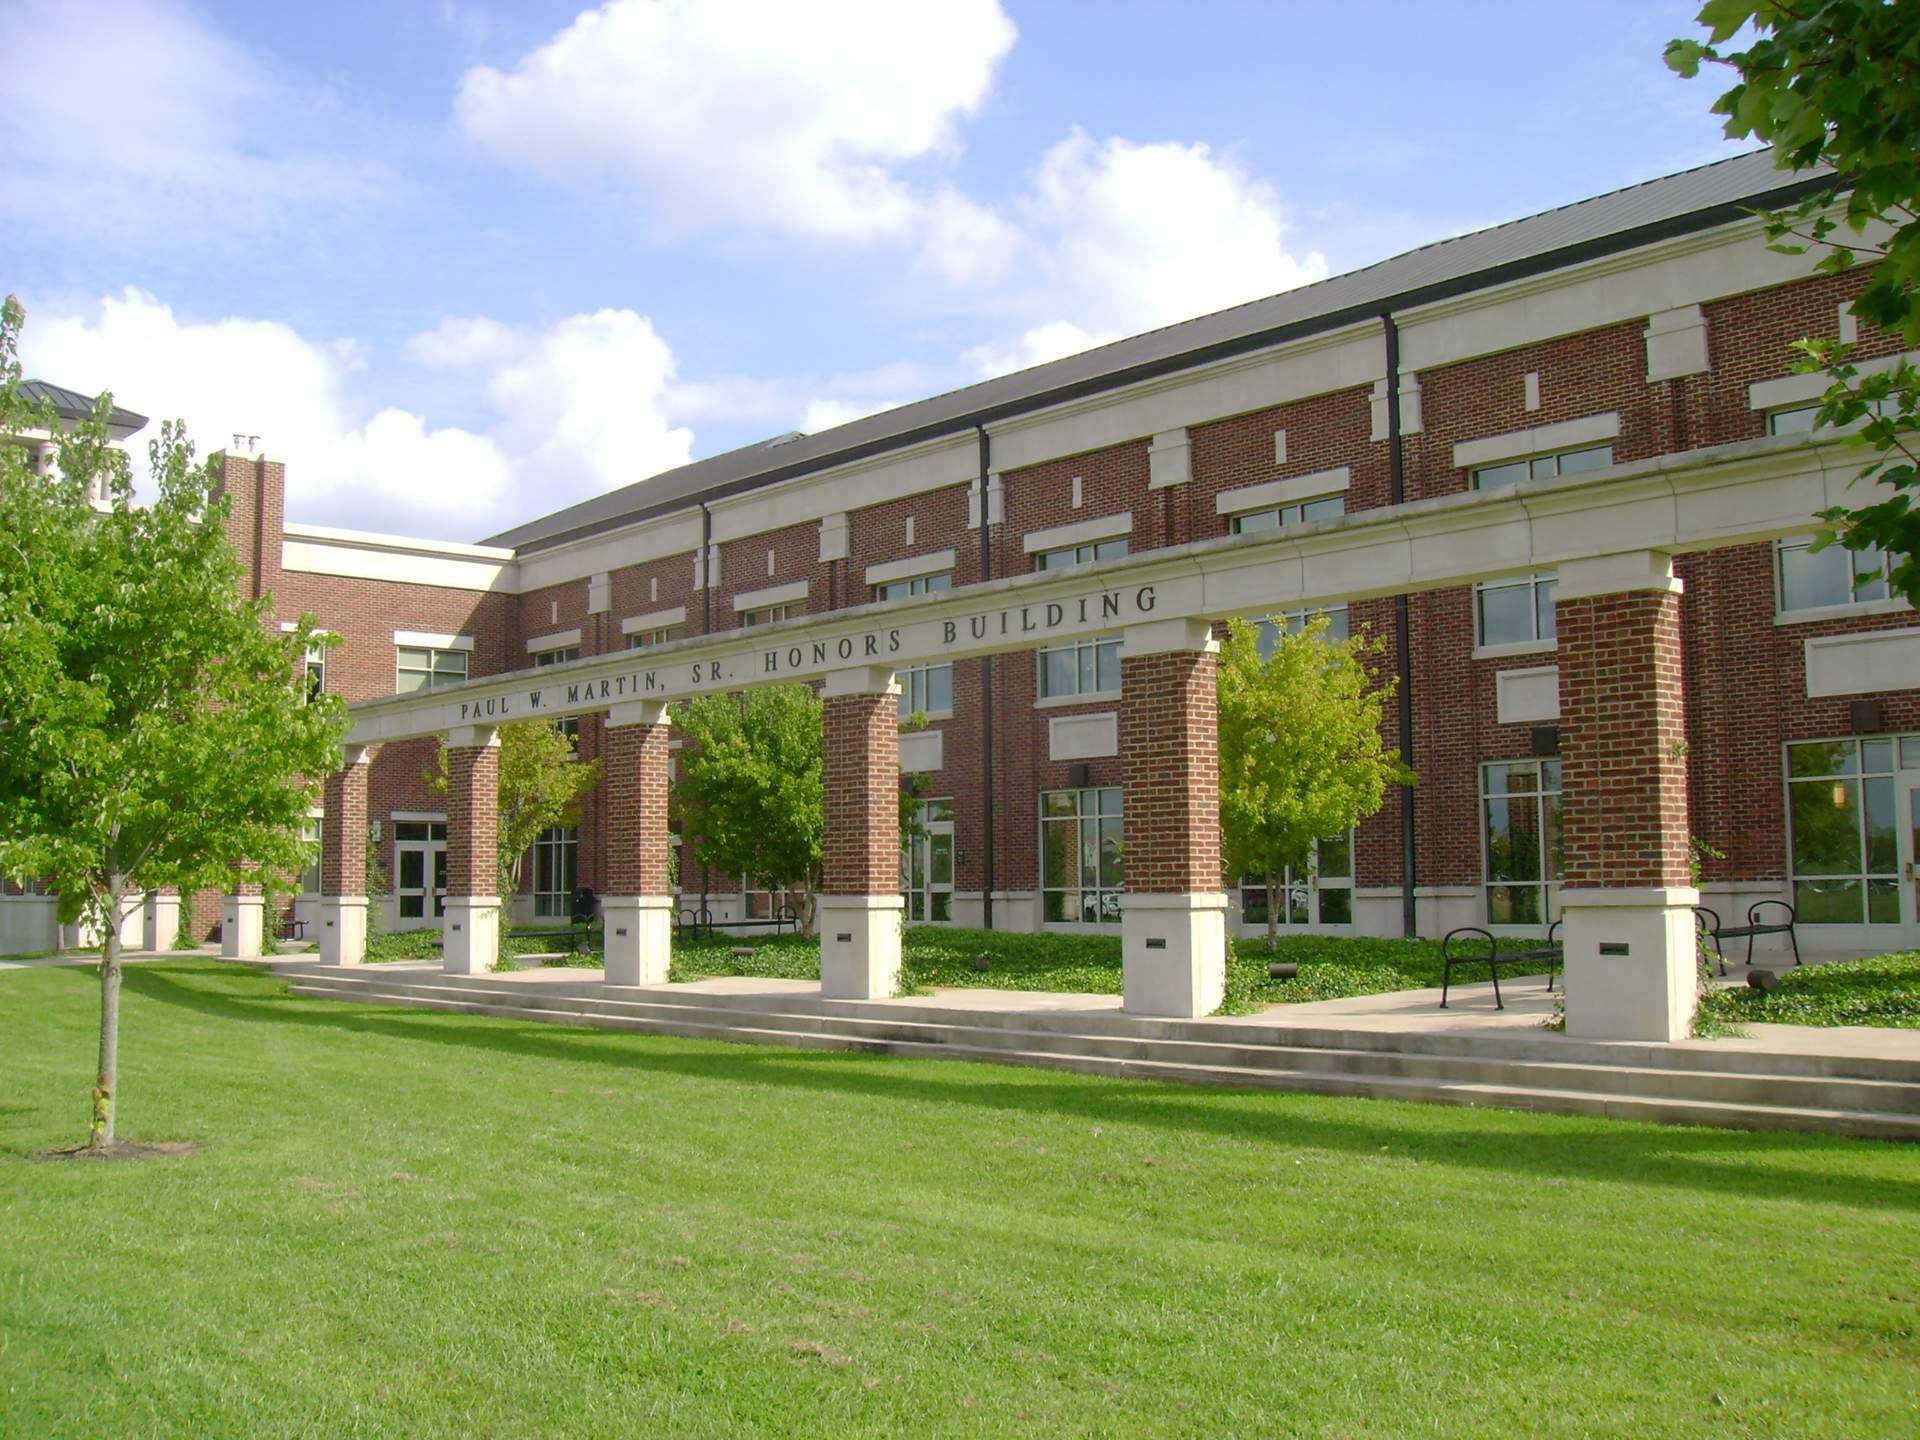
[[221, 860, 265, 958], [1556, 551, 1698, 1040], [318, 745, 371, 965], [819, 666, 904, 999], [442, 726, 501, 975], [1119, 619, 1228, 1017], [602, 701, 675, 986]]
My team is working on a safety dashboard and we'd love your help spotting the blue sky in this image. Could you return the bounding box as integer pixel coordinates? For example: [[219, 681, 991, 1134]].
[[2, 0, 1752, 540]]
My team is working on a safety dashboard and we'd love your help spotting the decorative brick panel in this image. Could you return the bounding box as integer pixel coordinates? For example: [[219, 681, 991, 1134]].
[[445, 743, 500, 896], [604, 719, 672, 895], [823, 691, 901, 895], [1120, 649, 1220, 894], [1558, 589, 1692, 889], [320, 757, 369, 896]]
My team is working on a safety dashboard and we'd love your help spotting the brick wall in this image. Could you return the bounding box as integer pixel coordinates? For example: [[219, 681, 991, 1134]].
[[1119, 648, 1220, 894], [603, 718, 672, 895], [444, 743, 500, 896], [320, 759, 369, 896], [822, 690, 900, 895]]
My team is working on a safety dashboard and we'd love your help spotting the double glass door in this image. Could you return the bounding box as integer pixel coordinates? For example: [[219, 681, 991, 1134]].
[[904, 800, 954, 924], [394, 820, 447, 928]]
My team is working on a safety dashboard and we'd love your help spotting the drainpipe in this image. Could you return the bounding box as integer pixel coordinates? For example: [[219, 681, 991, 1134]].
[[698, 500, 712, 923], [1382, 314, 1418, 938], [975, 424, 996, 931]]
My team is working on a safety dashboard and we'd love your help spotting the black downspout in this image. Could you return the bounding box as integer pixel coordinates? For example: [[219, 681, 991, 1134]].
[[975, 425, 996, 931], [1382, 315, 1418, 939], [698, 501, 712, 923]]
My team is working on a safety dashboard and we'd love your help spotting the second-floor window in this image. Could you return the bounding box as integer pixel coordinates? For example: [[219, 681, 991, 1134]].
[[875, 572, 952, 602], [396, 645, 468, 693], [628, 627, 677, 649], [901, 662, 953, 717], [532, 645, 579, 668], [1777, 537, 1893, 613], [1035, 537, 1127, 571], [302, 639, 327, 702], [1472, 443, 1612, 490], [1038, 636, 1121, 700], [1769, 397, 1894, 435], [1229, 494, 1345, 534], [1256, 605, 1351, 658], [1476, 573, 1557, 649], [740, 603, 799, 627]]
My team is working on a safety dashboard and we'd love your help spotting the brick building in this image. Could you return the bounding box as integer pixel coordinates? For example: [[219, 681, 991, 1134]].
[[8, 150, 1917, 993]]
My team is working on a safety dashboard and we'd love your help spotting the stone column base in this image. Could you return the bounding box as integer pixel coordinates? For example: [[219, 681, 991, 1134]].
[[603, 895, 675, 986], [1562, 886, 1700, 1042], [819, 894, 905, 1000], [1121, 892, 1229, 1018], [221, 894, 265, 958], [318, 897, 369, 966], [143, 892, 181, 953], [442, 897, 501, 975]]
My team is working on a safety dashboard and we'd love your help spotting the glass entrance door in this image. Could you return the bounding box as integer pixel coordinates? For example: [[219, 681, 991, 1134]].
[[1901, 777, 1920, 944], [393, 820, 448, 929], [904, 799, 954, 924]]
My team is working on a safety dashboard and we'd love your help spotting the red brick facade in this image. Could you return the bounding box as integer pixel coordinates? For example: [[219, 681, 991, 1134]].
[[444, 742, 500, 897], [1120, 646, 1221, 894], [320, 755, 369, 897], [603, 716, 672, 896], [822, 688, 900, 895]]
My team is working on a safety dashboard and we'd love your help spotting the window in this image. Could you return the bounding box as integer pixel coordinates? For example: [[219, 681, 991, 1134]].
[[1776, 537, 1893, 612], [1256, 605, 1350, 659], [628, 628, 677, 649], [1035, 537, 1128, 571], [740, 877, 805, 922], [1481, 759, 1562, 925], [302, 639, 327, 702], [1229, 494, 1346, 535], [741, 603, 799, 627], [874, 571, 952, 602], [1476, 573, 1557, 648], [903, 798, 955, 923], [1769, 397, 1894, 435], [396, 645, 468, 693], [299, 817, 322, 894], [1041, 787, 1123, 925], [1241, 833, 1353, 928], [1038, 636, 1121, 699], [532, 826, 578, 919], [1786, 739, 1898, 924], [901, 662, 953, 718], [532, 645, 579, 668], [1471, 444, 1612, 489]]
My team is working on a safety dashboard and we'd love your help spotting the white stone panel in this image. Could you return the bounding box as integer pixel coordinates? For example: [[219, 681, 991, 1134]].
[[866, 549, 957, 587], [1643, 303, 1710, 381], [1453, 411, 1620, 470], [1022, 511, 1134, 555], [1495, 665, 1561, 724], [1147, 428, 1192, 489], [1048, 711, 1118, 761], [1215, 465, 1352, 516], [1805, 627, 1920, 697], [898, 728, 944, 773]]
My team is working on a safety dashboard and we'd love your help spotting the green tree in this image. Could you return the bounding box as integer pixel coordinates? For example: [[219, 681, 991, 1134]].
[[427, 719, 602, 907], [1217, 615, 1414, 947], [1668, 2, 1920, 598], [0, 296, 346, 1149]]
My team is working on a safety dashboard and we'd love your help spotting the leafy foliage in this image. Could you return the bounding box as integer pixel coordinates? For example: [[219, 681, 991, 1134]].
[[428, 719, 600, 900], [1668, 3, 1920, 600], [1697, 949, 1920, 1029], [1217, 615, 1413, 945]]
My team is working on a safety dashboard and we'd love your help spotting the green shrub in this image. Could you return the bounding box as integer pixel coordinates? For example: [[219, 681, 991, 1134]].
[[1697, 951, 1920, 1030]]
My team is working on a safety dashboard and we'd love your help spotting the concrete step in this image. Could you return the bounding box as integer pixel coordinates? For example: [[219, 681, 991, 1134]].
[[284, 976, 1920, 1137]]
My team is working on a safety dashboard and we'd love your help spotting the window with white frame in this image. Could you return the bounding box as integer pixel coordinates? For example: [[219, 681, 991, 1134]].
[[396, 644, 468, 693], [1041, 787, 1123, 925], [532, 645, 579, 668], [532, 826, 577, 919], [1785, 738, 1899, 924], [628, 628, 677, 649], [1035, 537, 1128, 571], [1768, 397, 1894, 435], [902, 798, 955, 923], [1229, 493, 1345, 534], [901, 662, 953, 718], [1256, 605, 1351, 659], [741, 602, 799, 627], [1471, 443, 1612, 489], [1776, 536, 1893, 612], [1476, 573, 1557, 647], [740, 876, 805, 922], [299, 817, 322, 894], [302, 639, 327, 702], [1481, 759, 1562, 925], [1240, 832, 1353, 928], [874, 571, 952, 602], [1038, 636, 1121, 699]]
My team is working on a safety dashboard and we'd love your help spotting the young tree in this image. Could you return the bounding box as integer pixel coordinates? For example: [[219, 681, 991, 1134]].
[[1217, 615, 1414, 947], [0, 297, 346, 1150], [1668, 3, 1920, 598], [428, 719, 602, 910]]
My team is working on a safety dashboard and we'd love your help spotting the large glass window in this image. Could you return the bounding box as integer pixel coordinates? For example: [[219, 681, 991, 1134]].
[[1241, 832, 1353, 928], [1256, 605, 1351, 659], [1038, 636, 1121, 700], [396, 645, 468, 693], [903, 798, 955, 924], [1786, 738, 1898, 924], [1476, 573, 1557, 648], [875, 571, 952, 602], [1482, 759, 1562, 925], [1472, 443, 1613, 489], [532, 826, 577, 919], [1769, 397, 1894, 435], [1776, 537, 1892, 612], [741, 603, 800, 627], [1035, 537, 1128, 571], [299, 817, 322, 894], [901, 662, 953, 718], [1229, 493, 1345, 534], [1041, 787, 1124, 925]]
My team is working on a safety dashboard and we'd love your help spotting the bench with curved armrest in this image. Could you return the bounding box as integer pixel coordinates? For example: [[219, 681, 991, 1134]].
[[1692, 901, 1799, 977], [1439, 920, 1562, 1010], [674, 903, 801, 941]]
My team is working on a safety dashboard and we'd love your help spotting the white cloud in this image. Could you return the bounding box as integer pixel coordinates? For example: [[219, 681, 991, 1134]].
[[799, 396, 902, 434], [962, 320, 1119, 381], [19, 290, 694, 540], [455, 0, 1016, 244]]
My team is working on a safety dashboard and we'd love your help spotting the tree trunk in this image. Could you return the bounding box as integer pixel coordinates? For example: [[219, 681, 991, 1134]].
[[93, 868, 124, 1149], [1265, 871, 1279, 952]]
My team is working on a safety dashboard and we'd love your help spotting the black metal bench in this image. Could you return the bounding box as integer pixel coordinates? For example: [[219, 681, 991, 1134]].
[[1693, 901, 1799, 977], [674, 904, 800, 940], [278, 917, 307, 941], [1439, 921, 1562, 1010], [517, 924, 598, 955]]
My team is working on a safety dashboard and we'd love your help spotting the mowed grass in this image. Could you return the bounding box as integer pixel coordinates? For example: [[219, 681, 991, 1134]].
[[2, 962, 1917, 1439]]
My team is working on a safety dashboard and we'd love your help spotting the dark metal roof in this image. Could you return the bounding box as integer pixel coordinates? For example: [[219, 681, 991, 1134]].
[[486, 148, 1838, 553], [20, 379, 148, 437]]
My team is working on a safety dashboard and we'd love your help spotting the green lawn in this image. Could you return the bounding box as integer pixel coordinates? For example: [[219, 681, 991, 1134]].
[[3, 961, 1917, 1437]]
